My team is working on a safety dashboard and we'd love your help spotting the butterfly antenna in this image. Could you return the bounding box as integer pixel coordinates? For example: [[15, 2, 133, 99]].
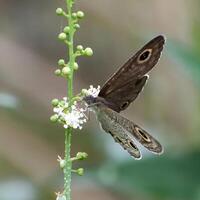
[[87, 102, 100, 108]]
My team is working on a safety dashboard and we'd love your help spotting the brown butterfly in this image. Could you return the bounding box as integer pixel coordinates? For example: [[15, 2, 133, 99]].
[[84, 35, 165, 159]]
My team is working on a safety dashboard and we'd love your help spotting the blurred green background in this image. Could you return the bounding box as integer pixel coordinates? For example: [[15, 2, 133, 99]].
[[0, 0, 200, 200]]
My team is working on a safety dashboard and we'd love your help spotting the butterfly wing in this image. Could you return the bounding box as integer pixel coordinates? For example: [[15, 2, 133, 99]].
[[129, 123, 163, 154], [97, 106, 141, 159], [98, 35, 165, 112], [97, 106, 163, 156], [101, 75, 148, 112]]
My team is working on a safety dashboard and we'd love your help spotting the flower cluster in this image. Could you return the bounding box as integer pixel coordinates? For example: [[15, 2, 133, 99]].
[[50, 86, 100, 130], [82, 85, 100, 98], [51, 97, 87, 130]]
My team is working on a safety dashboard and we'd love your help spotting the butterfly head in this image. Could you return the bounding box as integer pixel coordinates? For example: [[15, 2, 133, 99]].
[[83, 95, 98, 107]]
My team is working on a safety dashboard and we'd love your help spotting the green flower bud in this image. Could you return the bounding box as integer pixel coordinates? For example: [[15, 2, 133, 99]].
[[51, 98, 59, 106], [59, 159, 66, 168], [60, 100, 65, 106], [73, 62, 79, 70], [85, 47, 93, 56], [76, 152, 88, 160], [54, 69, 61, 76], [56, 8, 63, 15], [77, 45, 84, 51], [62, 66, 71, 75], [58, 32, 67, 40], [74, 24, 80, 29], [72, 12, 77, 18], [81, 89, 88, 95], [50, 114, 59, 122], [77, 168, 84, 176], [63, 26, 70, 33], [77, 11, 84, 18], [58, 59, 65, 66], [59, 116, 65, 123]]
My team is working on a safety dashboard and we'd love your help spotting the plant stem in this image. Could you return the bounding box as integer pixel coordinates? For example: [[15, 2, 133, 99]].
[[64, 128, 72, 200], [64, 0, 75, 199]]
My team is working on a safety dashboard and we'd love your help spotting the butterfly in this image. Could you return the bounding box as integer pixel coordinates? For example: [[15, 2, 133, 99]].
[[83, 35, 165, 159]]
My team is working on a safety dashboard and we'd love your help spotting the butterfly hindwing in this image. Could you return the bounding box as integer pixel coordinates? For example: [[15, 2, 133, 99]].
[[98, 106, 141, 159], [130, 124, 163, 154], [98, 106, 163, 155], [108, 130, 141, 159]]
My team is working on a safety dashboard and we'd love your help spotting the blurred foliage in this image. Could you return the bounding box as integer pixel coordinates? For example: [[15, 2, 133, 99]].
[[167, 40, 200, 85], [167, 17, 200, 86], [94, 151, 200, 200]]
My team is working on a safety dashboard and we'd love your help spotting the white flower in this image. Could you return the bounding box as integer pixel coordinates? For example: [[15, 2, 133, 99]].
[[84, 85, 100, 97], [55, 192, 66, 200], [53, 97, 87, 130]]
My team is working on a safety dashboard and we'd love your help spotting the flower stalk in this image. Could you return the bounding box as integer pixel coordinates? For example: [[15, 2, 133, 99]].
[[64, 0, 74, 198], [52, 0, 95, 200]]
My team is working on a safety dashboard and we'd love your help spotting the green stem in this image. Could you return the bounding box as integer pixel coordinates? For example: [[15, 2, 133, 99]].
[[64, 128, 72, 199], [64, 0, 75, 199]]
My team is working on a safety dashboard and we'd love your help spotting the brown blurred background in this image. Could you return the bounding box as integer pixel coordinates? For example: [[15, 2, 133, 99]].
[[0, 0, 200, 200]]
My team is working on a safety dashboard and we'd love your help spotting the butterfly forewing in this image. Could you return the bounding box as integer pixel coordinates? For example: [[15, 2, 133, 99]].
[[102, 75, 148, 112], [99, 35, 165, 112]]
